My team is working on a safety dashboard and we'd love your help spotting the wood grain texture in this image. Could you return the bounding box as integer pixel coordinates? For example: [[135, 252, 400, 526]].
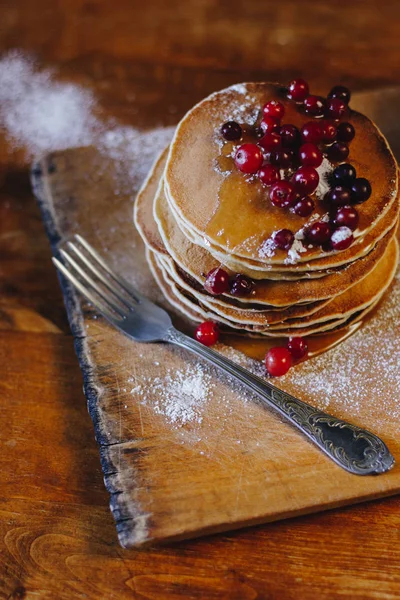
[[1, 1, 400, 597]]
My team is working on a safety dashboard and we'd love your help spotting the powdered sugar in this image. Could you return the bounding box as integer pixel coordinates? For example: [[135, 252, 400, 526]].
[[285, 238, 307, 264], [258, 237, 276, 259], [315, 157, 333, 200]]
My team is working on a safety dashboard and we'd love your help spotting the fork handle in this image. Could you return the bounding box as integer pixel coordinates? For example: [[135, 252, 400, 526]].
[[165, 327, 394, 475]]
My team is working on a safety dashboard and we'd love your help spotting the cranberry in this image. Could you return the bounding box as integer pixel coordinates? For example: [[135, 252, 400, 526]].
[[195, 321, 219, 346], [258, 165, 280, 186], [330, 226, 354, 251], [265, 347, 292, 377], [288, 78, 309, 102], [204, 267, 230, 295], [326, 97, 348, 120], [301, 121, 324, 144], [327, 141, 349, 162], [324, 185, 352, 207], [299, 143, 323, 167], [292, 166, 319, 195], [229, 274, 254, 297], [333, 205, 359, 230], [270, 149, 294, 168], [320, 119, 337, 142], [336, 122, 355, 142], [280, 124, 301, 148], [351, 178, 372, 203], [260, 116, 280, 134], [304, 95, 326, 117], [263, 100, 285, 120], [221, 121, 242, 141], [328, 85, 351, 104], [273, 229, 294, 250], [258, 132, 282, 151], [287, 336, 308, 360], [270, 181, 297, 208], [333, 163, 357, 185], [294, 196, 315, 217], [234, 143, 263, 174], [307, 221, 331, 245]]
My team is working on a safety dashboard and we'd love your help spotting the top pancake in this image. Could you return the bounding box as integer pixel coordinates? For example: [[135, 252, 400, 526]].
[[164, 82, 398, 266]]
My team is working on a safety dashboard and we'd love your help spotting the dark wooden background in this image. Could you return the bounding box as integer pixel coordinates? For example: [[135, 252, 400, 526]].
[[1, 2, 400, 598]]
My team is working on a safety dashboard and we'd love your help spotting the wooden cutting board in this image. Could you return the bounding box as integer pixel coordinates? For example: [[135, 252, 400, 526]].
[[31, 89, 400, 548]]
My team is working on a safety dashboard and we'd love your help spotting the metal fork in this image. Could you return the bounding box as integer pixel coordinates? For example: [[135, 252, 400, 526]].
[[52, 234, 394, 475]]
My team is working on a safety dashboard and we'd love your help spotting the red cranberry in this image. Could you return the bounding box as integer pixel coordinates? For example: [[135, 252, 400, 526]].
[[258, 165, 280, 186], [327, 141, 349, 162], [330, 226, 354, 250], [270, 149, 294, 168], [333, 163, 357, 185], [288, 78, 309, 102], [333, 205, 359, 230], [260, 116, 280, 134], [204, 267, 230, 295], [320, 119, 337, 142], [287, 336, 308, 360], [337, 122, 355, 142], [351, 178, 372, 203], [270, 181, 297, 208], [258, 132, 282, 151], [292, 166, 319, 195], [221, 121, 242, 141], [326, 98, 348, 120], [299, 143, 323, 167], [294, 196, 315, 217], [195, 321, 219, 346], [280, 124, 301, 148], [263, 100, 285, 120], [307, 221, 331, 244], [304, 95, 326, 117], [301, 121, 324, 144], [328, 85, 351, 104], [273, 229, 294, 250], [234, 143, 263, 173], [265, 347, 292, 377], [324, 185, 352, 207], [229, 274, 254, 297]]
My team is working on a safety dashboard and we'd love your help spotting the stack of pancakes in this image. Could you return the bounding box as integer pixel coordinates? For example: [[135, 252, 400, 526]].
[[134, 83, 399, 337]]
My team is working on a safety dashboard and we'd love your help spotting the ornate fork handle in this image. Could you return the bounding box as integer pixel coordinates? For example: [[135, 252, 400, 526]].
[[166, 328, 394, 475]]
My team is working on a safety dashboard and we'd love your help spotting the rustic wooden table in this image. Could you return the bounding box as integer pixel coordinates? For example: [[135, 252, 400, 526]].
[[1, 2, 400, 598]]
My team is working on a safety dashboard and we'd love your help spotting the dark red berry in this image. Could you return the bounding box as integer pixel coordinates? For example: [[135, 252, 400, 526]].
[[234, 143, 263, 173], [307, 221, 331, 244], [330, 226, 354, 251], [229, 274, 255, 297], [270, 149, 294, 168], [299, 143, 323, 167], [327, 141, 349, 162], [325, 185, 352, 207], [336, 122, 355, 142], [294, 196, 315, 217], [333, 206, 359, 230], [280, 124, 301, 148], [195, 321, 219, 346], [265, 347, 292, 377], [304, 95, 326, 117], [270, 181, 297, 208], [333, 163, 357, 185], [260, 116, 280, 134], [301, 121, 324, 144], [263, 100, 285, 120], [288, 78, 309, 102], [292, 166, 319, 195], [320, 119, 337, 142], [258, 132, 282, 151], [258, 165, 280, 186], [221, 121, 242, 141], [273, 229, 294, 250], [328, 85, 351, 104], [204, 267, 230, 295], [287, 336, 308, 360], [351, 178, 372, 203], [326, 97, 348, 120]]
